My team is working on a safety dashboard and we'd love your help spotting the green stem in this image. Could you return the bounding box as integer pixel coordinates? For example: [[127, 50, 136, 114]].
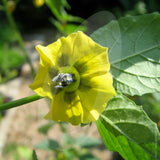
[[2, 0, 36, 76], [0, 94, 43, 111]]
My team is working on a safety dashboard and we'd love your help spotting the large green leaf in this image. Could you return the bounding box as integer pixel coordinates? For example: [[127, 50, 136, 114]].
[[96, 94, 160, 160], [91, 13, 160, 96]]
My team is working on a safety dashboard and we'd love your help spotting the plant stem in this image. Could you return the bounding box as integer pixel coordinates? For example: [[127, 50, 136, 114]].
[[0, 94, 43, 111], [2, 0, 36, 76]]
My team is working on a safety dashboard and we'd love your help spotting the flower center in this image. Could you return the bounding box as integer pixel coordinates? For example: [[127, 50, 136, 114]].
[[52, 66, 80, 92]]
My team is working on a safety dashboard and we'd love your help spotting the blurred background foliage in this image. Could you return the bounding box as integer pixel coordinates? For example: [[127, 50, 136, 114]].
[[0, 0, 160, 83], [1, 0, 160, 32], [0, 23, 24, 84], [0, 0, 160, 159]]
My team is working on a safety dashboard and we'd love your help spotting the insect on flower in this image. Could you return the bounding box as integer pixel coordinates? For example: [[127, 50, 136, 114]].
[[52, 73, 75, 88]]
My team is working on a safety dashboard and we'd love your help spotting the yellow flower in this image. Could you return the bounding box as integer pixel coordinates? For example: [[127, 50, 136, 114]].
[[33, 0, 44, 8], [30, 31, 116, 125]]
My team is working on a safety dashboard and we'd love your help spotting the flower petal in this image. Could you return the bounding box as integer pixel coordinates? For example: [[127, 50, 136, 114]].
[[44, 91, 83, 125], [36, 31, 105, 67], [74, 50, 109, 78], [36, 40, 62, 66], [29, 46, 58, 99], [78, 73, 116, 123], [58, 31, 107, 65]]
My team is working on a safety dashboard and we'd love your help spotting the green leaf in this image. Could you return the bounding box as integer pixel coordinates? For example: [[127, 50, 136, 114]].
[[32, 150, 39, 160], [91, 13, 160, 96], [62, 149, 76, 160], [38, 122, 55, 135], [0, 24, 17, 44], [35, 139, 60, 151], [62, 133, 74, 146], [75, 136, 101, 148], [45, 0, 67, 20], [79, 153, 99, 160], [45, 0, 83, 23], [17, 146, 32, 159], [96, 93, 160, 160]]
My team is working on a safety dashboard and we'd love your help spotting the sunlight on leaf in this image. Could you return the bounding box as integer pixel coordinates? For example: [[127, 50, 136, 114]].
[[91, 13, 160, 96], [96, 93, 160, 160]]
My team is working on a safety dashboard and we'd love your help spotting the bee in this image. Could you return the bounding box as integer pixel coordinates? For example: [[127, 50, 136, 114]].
[[52, 73, 74, 88]]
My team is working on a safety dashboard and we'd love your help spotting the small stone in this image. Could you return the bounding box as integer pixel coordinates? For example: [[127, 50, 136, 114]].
[[21, 63, 31, 76]]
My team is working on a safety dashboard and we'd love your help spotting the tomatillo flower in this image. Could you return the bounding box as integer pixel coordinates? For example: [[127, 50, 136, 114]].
[[30, 31, 116, 125]]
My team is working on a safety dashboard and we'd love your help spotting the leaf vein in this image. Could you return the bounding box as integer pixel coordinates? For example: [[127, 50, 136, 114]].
[[115, 79, 140, 95], [112, 44, 159, 64], [100, 114, 159, 159], [140, 54, 160, 64], [134, 18, 155, 53], [111, 64, 160, 78]]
